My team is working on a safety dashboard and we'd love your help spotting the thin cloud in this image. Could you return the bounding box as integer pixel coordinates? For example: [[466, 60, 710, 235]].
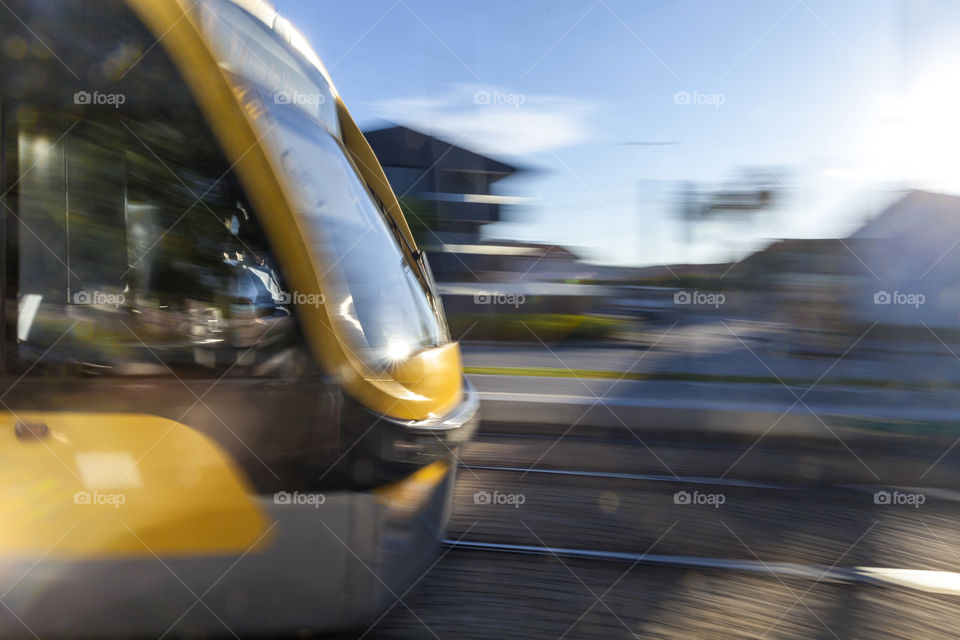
[[370, 84, 597, 157]]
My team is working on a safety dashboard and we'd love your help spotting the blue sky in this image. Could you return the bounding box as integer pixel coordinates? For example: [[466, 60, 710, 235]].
[[273, 0, 960, 266]]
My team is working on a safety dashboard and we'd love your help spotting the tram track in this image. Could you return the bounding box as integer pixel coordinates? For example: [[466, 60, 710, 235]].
[[448, 464, 960, 573], [456, 463, 960, 501], [462, 428, 960, 490], [440, 538, 960, 597]]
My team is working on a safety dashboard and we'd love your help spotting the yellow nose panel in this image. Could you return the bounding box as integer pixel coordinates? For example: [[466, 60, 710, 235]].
[[0, 413, 271, 559]]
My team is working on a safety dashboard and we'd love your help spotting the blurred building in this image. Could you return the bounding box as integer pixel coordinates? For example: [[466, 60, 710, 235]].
[[363, 125, 527, 281], [442, 241, 585, 283], [364, 125, 600, 334], [738, 190, 960, 331], [848, 190, 960, 329], [737, 237, 861, 335]]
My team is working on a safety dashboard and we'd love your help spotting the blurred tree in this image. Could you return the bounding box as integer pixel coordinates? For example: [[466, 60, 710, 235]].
[[399, 196, 441, 248]]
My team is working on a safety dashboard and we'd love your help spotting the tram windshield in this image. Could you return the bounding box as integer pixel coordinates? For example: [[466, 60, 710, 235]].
[[193, 0, 447, 367]]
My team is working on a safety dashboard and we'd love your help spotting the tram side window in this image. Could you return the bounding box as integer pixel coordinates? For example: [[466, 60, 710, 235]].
[[8, 111, 299, 376]]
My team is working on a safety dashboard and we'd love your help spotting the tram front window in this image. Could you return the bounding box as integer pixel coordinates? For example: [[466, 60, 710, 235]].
[[8, 108, 299, 375], [193, 0, 447, 368]]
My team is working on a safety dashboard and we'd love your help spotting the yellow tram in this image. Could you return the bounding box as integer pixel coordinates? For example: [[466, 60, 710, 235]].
[[0, 0, 477, 635]]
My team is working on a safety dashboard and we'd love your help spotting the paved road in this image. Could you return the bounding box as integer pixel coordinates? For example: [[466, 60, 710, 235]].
[[464, 319, 960, 437], [464, 431, 960, 491], [461, 320, 960, 386], [367, 553, 960, 640], [360, 430, 960, 639], [470, 373, 960, 436]]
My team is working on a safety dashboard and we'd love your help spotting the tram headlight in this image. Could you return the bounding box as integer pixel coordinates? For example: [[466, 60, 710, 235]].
[[384, 339, 413, 364]]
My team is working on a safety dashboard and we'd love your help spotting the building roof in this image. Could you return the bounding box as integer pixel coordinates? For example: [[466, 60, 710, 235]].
[[481, 240, 580, 260], [363, 125, 519, 181], [851, 190, 960, 240]]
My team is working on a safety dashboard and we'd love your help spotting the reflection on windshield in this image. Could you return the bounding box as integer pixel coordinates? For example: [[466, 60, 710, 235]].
[[193, 0, 445, 366], [267, 101, 443, 364], [13, 115, 299, 373]]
